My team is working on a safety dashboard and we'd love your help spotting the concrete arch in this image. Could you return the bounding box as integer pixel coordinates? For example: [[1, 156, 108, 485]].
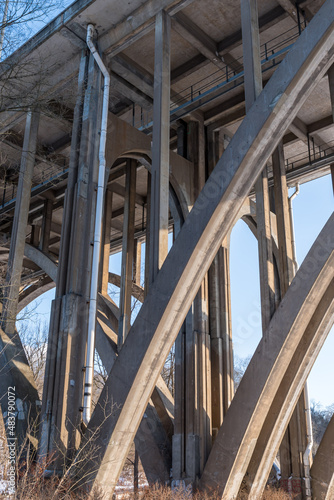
[[311, 412, 334, 499], [107, 111, 193, 212], [24, 243, 57, 282], [246, 280, 334, 499], [199, 215, 334, 499], [111, 148, 189, 236], [18, 275, 54, 312]]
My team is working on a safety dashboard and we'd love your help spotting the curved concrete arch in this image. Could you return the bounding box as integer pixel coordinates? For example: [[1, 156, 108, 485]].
[[109, 272, 144, 302], [18, 276, 54, 313], [24, 243, 58, 282], [111, 149, 189, 234], [246, 280, 334, 499], [199, 215, 334, 499], [311, 411, 334, 500], [17, 271, 145, 316], [107, 111, 193, 213]]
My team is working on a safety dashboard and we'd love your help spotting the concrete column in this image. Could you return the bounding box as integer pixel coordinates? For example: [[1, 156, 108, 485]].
[[100, 189, 113, 295], [39, 198, 53, 254], [30, 224, 40, 247], [176, 120, 187, 158], [218, 241, 234, 415], [311, 413, 334, 500], [39, 50, 102, 467], [133, 239, 142, 287], [209, 237, 234, 435], [2, 111, 40, 334], [57, 50, 88, 298], [272, 140, 307, 493], [118, 159, 136, 348], [241, 0, 275, 332], [207, 129, 234, 435], [144, 172, 151, 296], [149, 9, 171, 284], [242, 1, 305, 492], [328, 65, 334, 194], [272, 142, 294, 296], [0, 110, 40, 449]]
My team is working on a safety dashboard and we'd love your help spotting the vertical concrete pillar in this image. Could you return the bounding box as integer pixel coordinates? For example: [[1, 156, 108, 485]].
[[118, 159, 136, 348], [30, 224, 40, 247], [272, 140, 307, 494], [100, 189, 113, 295], [149, 9, 171, 285], [176, 120, 187, 158], [57, 50, 88, 298], [39, 198, 53, 253], [241, 0, 275, 332], [241, 1, 305, 493], [39, 49, 103, 467], [2, 111, 40, 334], [173, 115, 212, 483], [272, 142, 294, 295], [328, 65, 334, 194], [207, 129, 234, 438], [133, 239, 142, 287], [218, 240, 234, 415], [144, 172, 151, 296], [0, 110, 40, 449]]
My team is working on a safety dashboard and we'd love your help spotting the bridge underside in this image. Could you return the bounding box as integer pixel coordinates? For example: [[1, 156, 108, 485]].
[[0, 0, 333, 499]]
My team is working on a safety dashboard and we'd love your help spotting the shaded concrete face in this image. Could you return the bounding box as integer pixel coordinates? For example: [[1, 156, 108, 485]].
[[0, 0, 333, 499]]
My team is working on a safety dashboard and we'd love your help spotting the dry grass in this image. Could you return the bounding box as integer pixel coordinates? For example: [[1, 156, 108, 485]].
[[124, 484, 292, 499], [0, 477, 295, 499]]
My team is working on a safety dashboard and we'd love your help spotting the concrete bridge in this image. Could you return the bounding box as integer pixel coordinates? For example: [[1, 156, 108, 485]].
[[0, 0, 333, 498]]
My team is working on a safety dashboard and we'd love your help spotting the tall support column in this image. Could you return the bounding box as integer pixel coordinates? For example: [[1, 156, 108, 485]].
[[218, 240, 234, 415], [272, 142, 294, 295], [39, 198, 53, 254], [272, 141, 307, 495], [241, 1, 305, 493], [328, 64, 334, 194], [100, 189, 113, 295], [241, 0, 275, 332], [133, 239, 142, 287], [0, 110, 40, 448], [207, 130, 234, 438], [149, 9, 171, 285], [173, 115, 211, 483], [2, 111, 40, 334], [144, 173, 151, 296], [39, 49, 102, 467], [118, 159, 136, 348]]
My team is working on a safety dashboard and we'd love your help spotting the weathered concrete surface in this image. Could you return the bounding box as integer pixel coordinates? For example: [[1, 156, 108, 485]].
[[311, 412, 334, 500], [0, 111, 41, 449], [96, 294, 173, 485], [247, 280, 334, 499], [149, 10, 171, 282], [200, 214, 334, 498], [71, 3, 334, 497]]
